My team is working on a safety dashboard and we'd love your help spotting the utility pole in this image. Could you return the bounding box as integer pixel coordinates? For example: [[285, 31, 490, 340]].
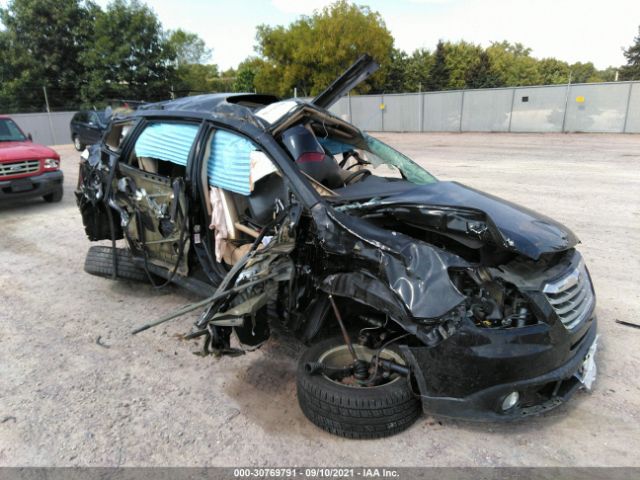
[[42, 86, 57, 145]]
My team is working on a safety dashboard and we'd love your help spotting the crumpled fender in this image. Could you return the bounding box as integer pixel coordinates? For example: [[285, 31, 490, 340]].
[[311, 204, 469, 322]]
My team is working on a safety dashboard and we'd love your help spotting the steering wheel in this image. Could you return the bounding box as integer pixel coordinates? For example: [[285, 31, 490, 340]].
[[338, 150, 358, 168], [343, 169, 372, 185]]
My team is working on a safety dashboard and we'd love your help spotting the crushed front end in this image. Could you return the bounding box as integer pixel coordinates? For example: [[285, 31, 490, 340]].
[[318, 190, 598, 421], [406, 250, 597, 420]]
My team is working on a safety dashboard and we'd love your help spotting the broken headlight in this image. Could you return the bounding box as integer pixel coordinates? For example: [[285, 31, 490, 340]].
[[449, 268, 539, 329]]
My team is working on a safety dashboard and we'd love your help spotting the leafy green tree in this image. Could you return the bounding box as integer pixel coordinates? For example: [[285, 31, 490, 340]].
[[80, 0, 174, 104], [254, 0, 393, 97], [167, 29, 211, 66], [595, 66, 618, 82], [234, 58, 265, 92], [569, 62, 600, 83], [465, 50, 504, 89], [403, 49, 433, 92], [537, 58, 570, 84], [443, 41, 482, 89], [0, 0, 98, 112], [173, 64, 221, 95], [426, 40, 450, 90], [380, 48, 409, 93], [620, 28, 640, 80], [486, 41, 541, 86], [210, 68, 236, 92], [165, 29, 220, 94]]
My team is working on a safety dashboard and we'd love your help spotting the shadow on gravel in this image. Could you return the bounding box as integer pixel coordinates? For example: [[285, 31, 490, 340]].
[[223, 334, 309, 436], [0, 196, 66, 213]]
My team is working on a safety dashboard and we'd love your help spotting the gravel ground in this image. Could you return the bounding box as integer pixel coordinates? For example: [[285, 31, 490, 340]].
[[0, 133, 639, 467]]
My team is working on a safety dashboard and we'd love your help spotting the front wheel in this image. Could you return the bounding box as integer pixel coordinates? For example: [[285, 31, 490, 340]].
[[296, 336, 421, 439], [43, 187, 63, 203], [73, 135, 85, 151]]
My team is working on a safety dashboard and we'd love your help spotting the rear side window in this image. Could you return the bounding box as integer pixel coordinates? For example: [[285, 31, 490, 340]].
[[134, 122, 199, 166], [127, 121, 200, 177], [104, 121, 135, 152]]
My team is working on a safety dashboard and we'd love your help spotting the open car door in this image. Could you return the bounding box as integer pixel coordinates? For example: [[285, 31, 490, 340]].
[[116, 163, 190, 275], [311, 54, 380, 109], [186, 203, 303, 353]]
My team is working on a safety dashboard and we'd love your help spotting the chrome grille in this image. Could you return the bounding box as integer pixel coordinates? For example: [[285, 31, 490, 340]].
[[0, 159, 40, 178], [543, 261, 594, 330]]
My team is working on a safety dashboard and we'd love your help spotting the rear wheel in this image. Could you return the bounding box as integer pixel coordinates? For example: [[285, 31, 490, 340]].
[[43, 187, 63, 203], [73, 135, 85, 151], [296, 336, 421, 439], [84, 245, 149, 282]]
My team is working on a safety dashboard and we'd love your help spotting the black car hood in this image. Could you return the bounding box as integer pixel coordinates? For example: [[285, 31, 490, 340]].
[[348, 181, 579, 260]]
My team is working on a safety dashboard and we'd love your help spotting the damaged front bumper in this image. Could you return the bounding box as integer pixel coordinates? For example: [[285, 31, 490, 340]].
[[403, 315, 598, 421]]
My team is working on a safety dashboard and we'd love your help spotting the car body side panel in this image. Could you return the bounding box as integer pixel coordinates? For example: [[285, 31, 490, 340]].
[[311, 205, 469, 326]]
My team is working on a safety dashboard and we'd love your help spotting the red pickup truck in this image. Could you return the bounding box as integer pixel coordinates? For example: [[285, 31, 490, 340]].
[[0, 115, 63, 203]]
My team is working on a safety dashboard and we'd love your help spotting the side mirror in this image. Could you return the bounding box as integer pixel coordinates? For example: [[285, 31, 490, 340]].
[[27, 133, 33, 141]]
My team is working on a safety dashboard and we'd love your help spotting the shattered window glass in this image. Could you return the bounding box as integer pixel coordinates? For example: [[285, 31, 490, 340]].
[[363, 134, 437, 185], [317, 133, 437, 185]]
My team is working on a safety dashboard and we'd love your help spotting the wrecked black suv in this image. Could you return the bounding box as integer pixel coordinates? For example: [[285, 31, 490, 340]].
[[76, 55, 598, 438]]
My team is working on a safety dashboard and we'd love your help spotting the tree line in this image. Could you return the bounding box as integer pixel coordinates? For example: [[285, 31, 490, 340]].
[[1, 0, 639, 113]]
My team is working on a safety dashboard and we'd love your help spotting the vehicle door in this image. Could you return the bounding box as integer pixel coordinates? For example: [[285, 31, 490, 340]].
[[86, 112, 103, 144], [75, 112, 89, 142], [191, 125, 311, 347], [114, 120, 202, 275]]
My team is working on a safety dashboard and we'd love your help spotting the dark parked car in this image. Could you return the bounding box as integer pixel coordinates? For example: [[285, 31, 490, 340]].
[[75, 56, 598, 438], [70, 110, 109, 151], [0, 115, 63, 203]]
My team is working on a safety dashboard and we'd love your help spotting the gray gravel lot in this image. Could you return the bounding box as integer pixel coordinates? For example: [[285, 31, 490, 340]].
[[1, 133, 639, 467]]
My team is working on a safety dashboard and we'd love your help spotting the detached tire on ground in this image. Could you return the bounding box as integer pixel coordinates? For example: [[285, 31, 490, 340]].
[[84, 245, 149, 282], [296, 337, 421, 439]]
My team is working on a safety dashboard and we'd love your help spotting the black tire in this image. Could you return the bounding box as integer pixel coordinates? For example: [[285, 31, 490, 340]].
[[73, 135, 85, 151], [43, 187, 63, 203], [84, 245, 149, 282], [296, 337, 421, 439]]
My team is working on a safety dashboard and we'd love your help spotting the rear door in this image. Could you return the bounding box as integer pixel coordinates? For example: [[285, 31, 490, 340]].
[[86, 112, 103, 144], [76, 112, 89, 141], [115, 120, 202, 275]]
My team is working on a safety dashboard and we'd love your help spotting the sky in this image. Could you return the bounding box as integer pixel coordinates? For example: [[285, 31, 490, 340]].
[[5, 0, 640, 70]]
